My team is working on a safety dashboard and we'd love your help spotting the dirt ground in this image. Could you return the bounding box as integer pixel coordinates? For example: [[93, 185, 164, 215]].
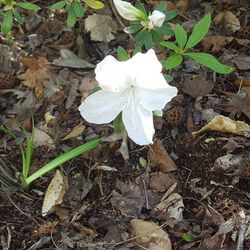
[[0, 0, 250, 249]]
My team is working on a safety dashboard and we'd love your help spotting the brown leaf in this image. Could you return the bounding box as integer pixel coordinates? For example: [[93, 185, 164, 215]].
[[234, 79, 250, 96], [130, 219, 172, 250], [18, 57, 55, 99], [149, 140, 177, 172], [201, 36, 227, 52], [61, 122, 85, 141], [214, 11, 240, 33], [182, 73, 215, 98], [216, 92, 250, 119], [149, 172, 177, 192], [232, 55, 250, 70]]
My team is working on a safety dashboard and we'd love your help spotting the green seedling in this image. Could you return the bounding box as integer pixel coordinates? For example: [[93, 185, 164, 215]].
[[0, 0, 38, 34], [124, 2, 177, 50], [161, 13, 235, 74], [49, 0, 104, 28], [0, 121, 100, 189]]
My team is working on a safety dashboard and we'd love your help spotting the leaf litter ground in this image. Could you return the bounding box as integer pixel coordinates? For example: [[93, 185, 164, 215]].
[[0, 1, 250, 249]]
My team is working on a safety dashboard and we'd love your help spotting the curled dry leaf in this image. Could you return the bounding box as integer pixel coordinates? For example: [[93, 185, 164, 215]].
[[201, 36, 227, 52], [61, 122, 85, 141], [130, 219, 172, 250], [214, 11, 240, 33], [233, 79, 250, 96], [149, 140, 177, 172], [193, 115, 250, 137], [152, 193, 184, 223], [42, 170, 68, 216]]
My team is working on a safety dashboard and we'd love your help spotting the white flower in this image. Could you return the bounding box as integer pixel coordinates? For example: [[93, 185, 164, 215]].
[[113, 0, 143, 21], [148, 10, 165, 28], [78, 49, 177, 145]]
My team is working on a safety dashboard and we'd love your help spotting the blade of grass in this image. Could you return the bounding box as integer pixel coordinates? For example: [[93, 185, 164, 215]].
[[24, 139, 100, 187]]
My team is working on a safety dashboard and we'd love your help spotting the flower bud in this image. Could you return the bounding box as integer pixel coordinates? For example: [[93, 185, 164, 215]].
[[113, 0, 143, 21], [148, 10, 165, 28]]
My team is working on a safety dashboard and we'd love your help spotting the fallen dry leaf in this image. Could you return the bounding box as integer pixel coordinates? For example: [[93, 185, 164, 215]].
[[85, 14, 117, 42], [201, 36, 227, 52], [18, 57, 55, 99], [232, 55, 250, 70], [152, 192, 184, 223], [216, 92, 250, 119], [79, 72, 98, 98], [234, 79, 250, 96], [193, 115, 250, 137], [61, 122, 85, 141], [53, 49, 94, 69], [34, 127, 55, 148], [149, 172, 177, 192], [130, 219, 172, 250], [149, 140, 177, 172], [42, 170, 68, 216], [214, 11, 240, 33], [182, 73, 215, 98]]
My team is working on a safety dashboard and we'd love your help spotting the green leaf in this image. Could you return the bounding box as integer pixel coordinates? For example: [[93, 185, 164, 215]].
[[184, 52, 235, 74], [117, 46, 129, 61], [15, 2, 38, 11], [135, 29, 147, 47], [135, 2, 147, 16], [113, 113, 125, 134], [49, 1, 67, 10], [159, 24, 174, 36], [175, 24, 187, 49], [1, 10, 13, 34], [182, 232, 196, 243], [144, 31, 153, 49], [24, 139, 100, 187], [161, 41, 178, 51], [164, 54, 183, 69], [12, 9, 23, 24], [164, 74, 174, 82], [151, 29, 163, 45], [73, 1, 84, 18], [67, 5, 77, 28], [124, 24, 142, 34], [139, 157, 148, 168], [83, 0, 104, 10], [165, 10, 178, 21], [185, 13, 211, 49], [133, 46, 142, 55], [155, 2, 167, 12]]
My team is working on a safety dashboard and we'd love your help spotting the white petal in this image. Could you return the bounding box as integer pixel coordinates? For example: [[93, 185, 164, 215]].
[[138, 86, 178, 111], [148, 10, 165, 27], [95, 55, 129, 92], [128, 49, 162, 74], [113, 0, 141, 21], [78, 90, 124, 124], [126, 49, 166, 89], [122, 99, 154, 145]]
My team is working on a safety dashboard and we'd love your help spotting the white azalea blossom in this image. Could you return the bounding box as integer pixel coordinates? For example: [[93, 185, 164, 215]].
[[78, 49, 177, 145], [148, 10, 165, 29], [113, 0, 143, 21]]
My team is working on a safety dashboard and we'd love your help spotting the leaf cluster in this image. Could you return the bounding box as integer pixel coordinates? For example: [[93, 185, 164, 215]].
[[161, 13, 234, 74], [49, 0, 104, 28], [124, 2, 177, 50], [0, 0, 38, 34]]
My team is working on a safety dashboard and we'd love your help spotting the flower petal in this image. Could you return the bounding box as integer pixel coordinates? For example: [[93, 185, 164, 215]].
[[113, 0, 142, 21], [95, 55, 129, 92], [78, 90, 124, 124], [126, 49, 166, 89], [138, 86, 178, 111], [148, 10, 165, 28], [122, 99, 154, 145]]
